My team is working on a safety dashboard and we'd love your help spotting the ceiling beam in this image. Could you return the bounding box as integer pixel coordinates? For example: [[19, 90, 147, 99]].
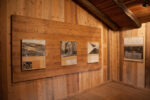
[[122, 0, 144, 7], [113, 0, 141, 28], [74, 0, 119, 31]]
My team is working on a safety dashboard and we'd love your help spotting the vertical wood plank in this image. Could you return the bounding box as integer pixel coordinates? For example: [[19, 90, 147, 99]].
[[145, 22, 150, 88], [91, 70, 101, 87], [79, 71, 92, 92], [53, 76, 67, 100], [137, 63, 145, 88], [101, 24, 108, 82], [64, 0, 77, 24], [66, 74, 79, 96], [33, 78, 54, 100], [50, 0, 64, 22], [109, 30, 120, 81], [76, 4, 101, 28], [0, 0, 8, 99], [9, 81, 36, 100]]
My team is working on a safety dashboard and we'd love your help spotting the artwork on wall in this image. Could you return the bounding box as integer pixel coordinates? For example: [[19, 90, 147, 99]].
[[22, 40, 46, 71], [12, 15, 101, 82], [124, 37, 144, 61], [61, 41, 77, 66], [87, 42, 99, 63], [124, 46, 143, 60]]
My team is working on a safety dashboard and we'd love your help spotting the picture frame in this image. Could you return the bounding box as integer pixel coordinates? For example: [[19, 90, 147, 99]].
[[124, 37, 144, 61], [21, 40, 46, 71]]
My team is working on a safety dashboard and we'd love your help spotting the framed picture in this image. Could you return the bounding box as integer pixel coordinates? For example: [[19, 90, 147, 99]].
[[61, 41, 77, 66], [124, 37, 144, 61], [87, 42, 99, 63], [22, 40, 46, 71]]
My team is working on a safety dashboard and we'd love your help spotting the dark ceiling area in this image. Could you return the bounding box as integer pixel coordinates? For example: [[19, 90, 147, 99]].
[[74, 0, 150, 30]]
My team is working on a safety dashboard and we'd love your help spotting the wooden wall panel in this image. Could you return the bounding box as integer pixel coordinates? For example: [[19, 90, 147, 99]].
[[3, 0, 149, 99], [65, 0, 77, 24], [0, 0, 111, 100], [146, 22, 150, 88], [12, 15, 101, 82], [9, 82, 36, 100], [0, 0, 8, 100], [76, 5, 108, 92], [101, 25, 109, 82], [53, 76, 67, 100], [121, 24, 146, 88], [109, 30, 121, 81], [33, 79, 53, 100], [66, 74, 79, 96], [0, 0, 3, 98]]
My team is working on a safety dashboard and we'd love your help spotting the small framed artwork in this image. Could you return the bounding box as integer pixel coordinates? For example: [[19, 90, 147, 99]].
[[124, 37, 144, 61], [61, 41, 77, 66], [87, 42, 99, 63], [22, 40, 46, 71]]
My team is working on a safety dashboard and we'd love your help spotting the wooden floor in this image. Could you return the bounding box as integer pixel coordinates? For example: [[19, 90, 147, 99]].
[[63, 81, 150, 100]]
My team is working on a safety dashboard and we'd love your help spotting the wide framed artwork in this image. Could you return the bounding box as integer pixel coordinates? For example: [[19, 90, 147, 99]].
[[124, 37, 144, 61]]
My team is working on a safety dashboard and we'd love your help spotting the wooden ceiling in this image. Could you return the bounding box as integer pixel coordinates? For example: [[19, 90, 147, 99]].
[[123, 0, 150, 23], [74, 0, 150, 30]]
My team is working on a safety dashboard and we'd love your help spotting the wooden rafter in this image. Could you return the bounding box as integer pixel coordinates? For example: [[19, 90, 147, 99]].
[[113, 0, 141, 28], [74, 0, 119, 30]]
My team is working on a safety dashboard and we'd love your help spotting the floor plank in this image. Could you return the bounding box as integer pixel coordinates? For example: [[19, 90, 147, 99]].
[[63, 81, 150, 100]]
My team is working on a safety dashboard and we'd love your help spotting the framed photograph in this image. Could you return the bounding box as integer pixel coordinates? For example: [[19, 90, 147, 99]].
[[61, 41, 77, 66], [124, 37, 144, 61], [87, 42, 99, 63], [22, 40, 46, 71], [124, 46, 143, 60]]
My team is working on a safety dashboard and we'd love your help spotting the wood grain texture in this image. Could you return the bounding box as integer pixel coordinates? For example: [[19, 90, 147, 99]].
[[63, 81, 150, 100], [76, 5, 108, 92], [88, 0, 141, 29], [0, 0, 110, 100], [66, 74, 79, 96], [101, 24, 109, 82], [109, 30, 121, 81], [74, 0, 119, 30], [124, 1, 150, 23], [2, 0, 150, 100], [121, 0, 150, 23], [121, 24, 146, 88], [12, 15, 101, 82], [79, 70, 103, 92], [145, 22, 150, 88], [0, 0, 8, 100], [113, 0, 141, 28]]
